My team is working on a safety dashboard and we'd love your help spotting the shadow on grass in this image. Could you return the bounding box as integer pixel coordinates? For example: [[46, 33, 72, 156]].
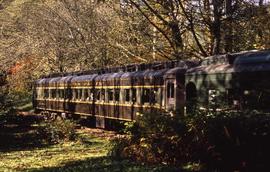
[[28, 156, 186, 172], [0, 114, 51, 152]]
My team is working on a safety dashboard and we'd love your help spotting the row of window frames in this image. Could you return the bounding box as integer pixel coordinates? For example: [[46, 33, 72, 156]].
[[37, 88, 164, 104]]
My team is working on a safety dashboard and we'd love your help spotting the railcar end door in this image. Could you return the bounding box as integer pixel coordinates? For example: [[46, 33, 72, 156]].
[[165, 79, 176, 112]]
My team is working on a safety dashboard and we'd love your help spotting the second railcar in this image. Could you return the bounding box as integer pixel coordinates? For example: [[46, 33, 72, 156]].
[[185, 50, 270, 112]]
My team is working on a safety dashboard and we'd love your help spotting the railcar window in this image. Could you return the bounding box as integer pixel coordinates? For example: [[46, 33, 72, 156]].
[[167, 83, 175, 98], [78, 89, 83, 100], [40, 89, 45, 98], [70, 89, 73, 99], [76, 89, 79, 100], [59, 89, 64, 99], [84, 89, 89, 100], [208, 90, 220, 107], [66, 89, 72, 99], [58, 89, 60, 99], [125, 89, 130, 102], [101, 89, 105, 101], [145, 88, 158, 104], [75, 89, 78, 100], [55, 89, 58, 98], [242, 89, 270, 110], [132, 89, 137, 103], [49, 89, 51, 98], [209, 89, 227, 109], [72, 89, 75, 100], [160, 88, 163, 105], [89, 89, 94, 101], [54, 89, 57, 99], [37, 89, 42, 98], [108, 89, 114, 101], [44, 89, 49, 98], [51, 89, 57, 99], [62, 89, 65, 99], [142, 88, 150, 104], [37, 89, 43, 98], [64, 89, 67, 99], [151, 88, 158, 104], [73, 89, 78, 100], [81, 89, 84, 100], [115, 89, 120, 102], [96, 89, 101, 101]]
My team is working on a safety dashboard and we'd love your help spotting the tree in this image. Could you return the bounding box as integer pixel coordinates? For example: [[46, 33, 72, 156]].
[[127, 0, 187, 59], [127, 0, 270, 57]]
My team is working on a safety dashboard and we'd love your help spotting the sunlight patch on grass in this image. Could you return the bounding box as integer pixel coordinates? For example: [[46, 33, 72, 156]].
[[0, 133, 109, 171]]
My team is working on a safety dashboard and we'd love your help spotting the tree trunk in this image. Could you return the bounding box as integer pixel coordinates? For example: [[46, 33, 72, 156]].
[[225, 0, 233, 53], [170, 21, 183, 59], [56, 50, 64, 73], [212, 0, 222, 55]]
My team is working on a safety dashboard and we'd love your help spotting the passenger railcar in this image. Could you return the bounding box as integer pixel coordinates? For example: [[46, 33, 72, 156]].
[[33, 50, 270, 128], [33, 61, 197, 128], [185, 50, 270, 111]]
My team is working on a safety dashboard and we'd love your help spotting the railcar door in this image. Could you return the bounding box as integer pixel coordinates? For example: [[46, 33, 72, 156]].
[[165, 79, 176, 111]]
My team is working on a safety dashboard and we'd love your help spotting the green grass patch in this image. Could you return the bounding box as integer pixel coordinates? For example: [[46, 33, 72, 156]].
[[0, 128, 181, 172], [0, 130, 108, 171]]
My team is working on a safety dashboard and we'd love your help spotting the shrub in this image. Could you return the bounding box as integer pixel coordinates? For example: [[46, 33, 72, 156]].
[[110, 110, 270, 171], [111, 112, 194, 165], [195, 110, 270, 171], [38, 118, 77, 144]]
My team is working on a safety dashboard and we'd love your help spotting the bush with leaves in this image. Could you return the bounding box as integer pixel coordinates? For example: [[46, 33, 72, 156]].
[[111, 112, 197, 165], [38, 118, 77, 144], [110, 110, 270, 171], [195, 110, 270, 171]]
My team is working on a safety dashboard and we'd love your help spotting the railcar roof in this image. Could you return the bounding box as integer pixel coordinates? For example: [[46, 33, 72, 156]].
[[234, 50, 270, 65], [94, 72, 125, 81], [70, 74, 98, 82], [48, 77, 62, 84], [36, 60, 197, 84], [119, 68, 176, 80], [36, 78, 47, 84], [36, 78, 52, 84], [187, 50, 270, 74], [58, 76, 74, 83]]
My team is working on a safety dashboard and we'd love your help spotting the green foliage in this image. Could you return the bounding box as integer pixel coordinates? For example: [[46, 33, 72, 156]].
[[109, 137, 130, 160], [38, 118, 77, 144], [111, 110, 270, 171], [111, 112, 193, 165], [0, 86, 32, 115], [192, 110, 270, 171]]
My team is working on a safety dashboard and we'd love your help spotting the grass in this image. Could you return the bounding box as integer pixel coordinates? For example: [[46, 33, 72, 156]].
[[0, 114, 184, 172], [0, 97, 187, 171], [0, 133, 110, 171]]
